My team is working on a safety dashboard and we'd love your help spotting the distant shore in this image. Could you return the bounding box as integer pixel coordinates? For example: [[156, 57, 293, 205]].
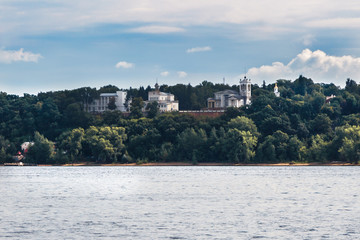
[[30, 162, 359, 167]]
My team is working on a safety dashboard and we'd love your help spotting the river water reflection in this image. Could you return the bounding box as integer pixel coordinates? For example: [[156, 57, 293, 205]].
[[1, 166, 359, 239]]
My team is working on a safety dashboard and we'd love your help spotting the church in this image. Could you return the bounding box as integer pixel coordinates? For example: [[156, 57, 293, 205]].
[[144, 83, 179, 112], [207, 76, 252, 109]]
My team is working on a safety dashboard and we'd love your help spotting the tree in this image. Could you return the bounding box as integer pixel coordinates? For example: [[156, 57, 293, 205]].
[[176, 128, 207, 162], [57, 128, 85, 163], [289, 114, 309, 139], [306, 134, 330, 163], [130, 97, 144, 118], [345, 78, 358, 93], [309, 92, 325, 114], [309, 114, 333, 135], [108, 97, 117, 110], [259, 115, 293, 136], [36, 98, 62, 138], [27, 132, 55, 164], [146, 101, 159, 118], [341, 114, 360, 126], [102, 110, 123, 125], [255, 137, 276, 163], [128, 129, 162, 161], [222, 129, 257, 163], [293, 75, 314, 95], [221, 107, 241, 121], [334, 125, 360, 163], [0, 136, 12, 163], [99, 85, 120, 94], [287, 136, 303, 162], [255, 130, 300, 163], [83, 126, 127, 163], [158, 142, 174, 162], [322, 83, 340, 96], [153, 113, 198, 143], [227, 116, 259, 137], [64, 103, 93, 128], [341, 92, 358, 115], [78, 87, 98, 112]]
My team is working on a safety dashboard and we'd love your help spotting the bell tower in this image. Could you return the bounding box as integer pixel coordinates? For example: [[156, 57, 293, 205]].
[[240, 76, 251, 104], [274, 83, 280, 97]]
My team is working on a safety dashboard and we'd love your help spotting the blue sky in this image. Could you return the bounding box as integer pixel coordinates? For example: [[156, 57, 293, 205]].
[[1, 0, 360, 95]]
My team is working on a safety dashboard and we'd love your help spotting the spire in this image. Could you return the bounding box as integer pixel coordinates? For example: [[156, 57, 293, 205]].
[[239, 75, 251, 104], [274, 83, 280, 97]]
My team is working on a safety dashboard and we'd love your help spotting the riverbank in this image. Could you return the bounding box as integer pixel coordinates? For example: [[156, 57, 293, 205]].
[[33, 162, 358, 167]]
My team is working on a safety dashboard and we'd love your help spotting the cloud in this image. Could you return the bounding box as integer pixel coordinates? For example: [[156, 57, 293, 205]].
[[0, 48, 42, 63], [305, 17, 360, 29], [129, 25, 185, 34], [115, 61, 134, 69], [160, 71, 169, 77], [177, 71, 187, 78], [301, 34, 315, 46], [247, 49, 360, 84], [2, 0, 359, 38], [186, 46, 212, 53]]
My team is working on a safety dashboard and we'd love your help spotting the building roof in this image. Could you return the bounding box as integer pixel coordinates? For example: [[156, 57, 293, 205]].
[[100, 93, 117, 97], [207, 97, 221, 101], [149, 91, 174, 96], [215, 90, 239, 95], [228, 95, 243, 100]]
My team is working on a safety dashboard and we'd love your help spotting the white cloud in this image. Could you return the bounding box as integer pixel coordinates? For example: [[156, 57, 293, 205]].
[[0, 48, 42, 63], [302, 34, 315, 46], [305, 17, 360, 29], [160, 71, 169, 77], [115, 61, 134, 69], [247, 49, 360, 84], [2, 0, 359, 37], [177, 71, 187, 78], [128, 25, 185, 34], [186, 46, 212, 53]]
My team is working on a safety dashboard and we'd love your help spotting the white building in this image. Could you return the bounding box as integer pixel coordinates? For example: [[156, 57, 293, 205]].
[[207, 76, 252, 109], [274, 83, 280, 97], [145, 83, 179, 112], [87, 91, 127, 112]]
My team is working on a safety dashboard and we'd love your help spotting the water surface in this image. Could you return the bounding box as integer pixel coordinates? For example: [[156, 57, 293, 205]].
[[1, 166, 359, 239]]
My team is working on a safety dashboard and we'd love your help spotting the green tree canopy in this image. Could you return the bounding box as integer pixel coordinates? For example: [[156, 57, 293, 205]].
[[27, 132, 55, 164]]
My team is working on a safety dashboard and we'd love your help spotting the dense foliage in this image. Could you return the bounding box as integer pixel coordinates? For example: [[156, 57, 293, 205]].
[[1, 76, 360, 164]]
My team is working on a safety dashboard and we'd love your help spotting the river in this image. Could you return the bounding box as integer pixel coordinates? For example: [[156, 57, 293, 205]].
[[1, 166, 359, 239]]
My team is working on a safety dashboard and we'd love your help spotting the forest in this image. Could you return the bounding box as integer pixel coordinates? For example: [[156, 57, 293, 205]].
[[1, 75, 360, 165]]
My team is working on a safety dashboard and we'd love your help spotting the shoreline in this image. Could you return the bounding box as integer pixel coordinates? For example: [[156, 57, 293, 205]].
[[32, 162, 359, 167]]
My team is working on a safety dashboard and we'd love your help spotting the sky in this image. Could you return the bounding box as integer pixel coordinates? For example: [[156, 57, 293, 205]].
[[1, 0, 360, 95]]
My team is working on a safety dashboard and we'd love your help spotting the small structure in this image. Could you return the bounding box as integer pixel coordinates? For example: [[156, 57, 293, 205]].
[[144, 83, 179, 112], [274, 83, 280, 97], [207, 76, 252, 109], [325, 94, 336, 104], [13, 151, 24, 162], [87, 91, 127, 112], [21, 142, 34, 154]]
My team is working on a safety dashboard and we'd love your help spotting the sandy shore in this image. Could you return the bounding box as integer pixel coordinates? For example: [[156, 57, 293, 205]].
[[34, 162, 358, 167]]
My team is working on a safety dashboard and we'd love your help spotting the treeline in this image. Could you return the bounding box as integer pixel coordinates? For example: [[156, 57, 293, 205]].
[[1, 76, 360, 164]]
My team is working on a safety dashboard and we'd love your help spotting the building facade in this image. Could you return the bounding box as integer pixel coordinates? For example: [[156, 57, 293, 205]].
[[87, 91, 127, 112], [207, 76, 252, 109], [145, 83, 179, 112], [274, 83, 280, 97]]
